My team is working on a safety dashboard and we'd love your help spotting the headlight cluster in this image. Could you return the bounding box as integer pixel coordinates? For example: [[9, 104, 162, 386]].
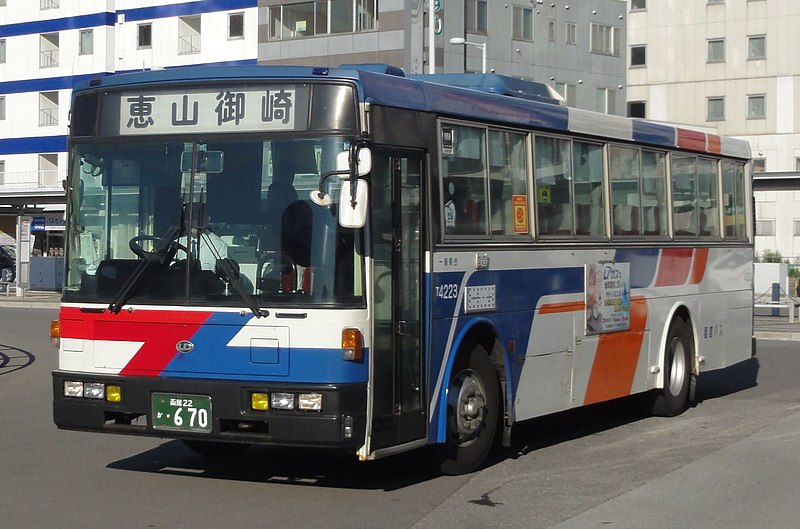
[[249, 391, 322, 412], [63, 381, 122, 403]]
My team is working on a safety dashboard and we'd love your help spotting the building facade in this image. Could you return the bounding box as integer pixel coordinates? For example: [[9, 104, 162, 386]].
[[0, 0, 259, 289], [258, 0, 627, 113], [626, 0, 800, 264]]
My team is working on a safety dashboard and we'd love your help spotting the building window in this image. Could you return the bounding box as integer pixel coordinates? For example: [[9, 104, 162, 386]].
[[566, 23, 576, 45], [753, 158, 766, 172], [555, 82, 576, 107], [39, 33, 59, 68], [39, 154, 59, 187], [0, 0, 6, 6], [793, 219, 800, 236], [138, 23, 152, 48], [596, 88, 616, 114], [0, 38, 5, 63], [178, 16, 201, 55], [631, 0, 646, 10], [748, 35, 766, 59], [269, 0, 377, 40], [0, 96, 5, 120], [79, 29, 93, 55], [628, 101, 646, 118], [513, 7, 533, 41], [548, 20, 556, 42], [707, 97, 725, 121], [707, 38, 725, 62], [795, 157, 800, 172], [590, 23, 620, 56], [39, 91, 59, 127], [630, 45, 646, 67], [755, 219, 775, 236], [40, 0, 58, 9], [228, 12, 245, 39], [747, 94, 766, 119], [0, 161, 5, 185], [466, 0, 488, 34], [707, 0, 725, 4]]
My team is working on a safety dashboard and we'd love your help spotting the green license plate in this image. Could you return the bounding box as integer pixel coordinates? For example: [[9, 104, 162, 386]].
[[152, 393, 212, 433]]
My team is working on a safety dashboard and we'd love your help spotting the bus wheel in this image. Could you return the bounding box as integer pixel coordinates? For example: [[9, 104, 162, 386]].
[[652, 317, 693, 417], [182, 440, 250, 458], [437, 343, 499, 476]]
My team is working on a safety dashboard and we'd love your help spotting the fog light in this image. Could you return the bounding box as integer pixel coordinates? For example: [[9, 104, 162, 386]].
[[298, 393, 322, 411], [64, 381, 84, 398], [84, 382, 105, 399], [106, 385, 122, 403], [251, 392, 269, 411], [271, 392, 295, 410]]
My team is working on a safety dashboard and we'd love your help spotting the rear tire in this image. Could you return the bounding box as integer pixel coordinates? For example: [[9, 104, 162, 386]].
[[652, 317, 693, 417], [435, 342, 499, 476], [182, 440, 250, 458]]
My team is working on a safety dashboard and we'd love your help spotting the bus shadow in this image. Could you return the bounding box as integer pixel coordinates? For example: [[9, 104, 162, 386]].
[[107, 441, 439, 491], [0, 343, 36, 376], [108, 358, 760, 488], [491, 357, 761, 464]]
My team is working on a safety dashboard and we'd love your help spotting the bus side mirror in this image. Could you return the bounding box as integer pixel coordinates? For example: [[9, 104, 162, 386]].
[[336, 148, 372, 176], [339, 179, 368, 228]]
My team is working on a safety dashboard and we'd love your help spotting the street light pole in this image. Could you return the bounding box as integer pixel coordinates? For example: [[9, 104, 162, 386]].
[[449, 37, 487, 74]]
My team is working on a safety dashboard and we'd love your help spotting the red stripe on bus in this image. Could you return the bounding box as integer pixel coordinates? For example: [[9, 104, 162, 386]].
[[676, 128, 706, 152], [654, 248, 694, 286], [583, 297, 648, 405], [689, 247, 709, 285]]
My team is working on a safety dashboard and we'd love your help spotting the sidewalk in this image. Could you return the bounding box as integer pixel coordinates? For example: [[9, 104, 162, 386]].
[[0, 289, 61, 310]]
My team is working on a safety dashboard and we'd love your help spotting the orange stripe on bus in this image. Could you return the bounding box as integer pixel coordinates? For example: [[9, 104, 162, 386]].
[[689, 247, 709, 285], [583, 297, 648, 406], [538, 301, 585, 315]]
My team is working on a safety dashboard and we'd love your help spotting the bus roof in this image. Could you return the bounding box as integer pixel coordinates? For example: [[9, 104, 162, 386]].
[[73, 64, 751, 160]]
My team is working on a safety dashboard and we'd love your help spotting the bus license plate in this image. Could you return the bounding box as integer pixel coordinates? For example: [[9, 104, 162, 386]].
[[152, 393, 212, 433]]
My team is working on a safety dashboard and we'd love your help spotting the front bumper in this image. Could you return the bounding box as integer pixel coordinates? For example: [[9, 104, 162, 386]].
[[52, 371, 367, 450]]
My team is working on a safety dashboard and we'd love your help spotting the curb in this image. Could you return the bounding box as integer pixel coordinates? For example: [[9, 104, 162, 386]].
[[755, 331, 800, 342]]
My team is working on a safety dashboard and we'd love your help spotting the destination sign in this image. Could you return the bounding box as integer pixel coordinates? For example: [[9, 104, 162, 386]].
[[101, 85, 311, 136]]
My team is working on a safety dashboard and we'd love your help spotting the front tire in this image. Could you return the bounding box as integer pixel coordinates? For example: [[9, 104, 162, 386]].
[[436, 343, 499, 476], [652, 317, 693, 417]]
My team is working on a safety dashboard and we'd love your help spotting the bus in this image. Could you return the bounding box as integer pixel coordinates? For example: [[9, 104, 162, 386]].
[[52, 64, 753, 475]]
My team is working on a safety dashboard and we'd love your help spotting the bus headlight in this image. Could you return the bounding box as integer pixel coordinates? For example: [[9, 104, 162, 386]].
[[84, 382, 105, 399], [64, 381, 84, 398], [271, 392, 295, 410], [298, 393, 322, 411]]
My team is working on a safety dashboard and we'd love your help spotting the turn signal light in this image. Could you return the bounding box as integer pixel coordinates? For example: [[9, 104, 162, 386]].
[[50, 320, 60, 348], [341, 328, 363, 362]]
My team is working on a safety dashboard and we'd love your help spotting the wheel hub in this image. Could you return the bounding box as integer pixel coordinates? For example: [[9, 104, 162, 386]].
[[448, 370, 487, 446]]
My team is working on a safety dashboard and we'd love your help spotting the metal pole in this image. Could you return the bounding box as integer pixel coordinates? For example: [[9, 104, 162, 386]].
[[772, 282, 780, 317], [428, 0, 435, 73]]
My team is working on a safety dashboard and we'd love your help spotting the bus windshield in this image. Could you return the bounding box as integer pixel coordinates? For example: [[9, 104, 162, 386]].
[[63, 136, 364, 308]]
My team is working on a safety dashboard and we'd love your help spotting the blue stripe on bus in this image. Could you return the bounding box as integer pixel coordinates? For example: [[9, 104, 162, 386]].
[[613, 248, 660, 288], [0, 12, 115, 37], [0, 136, 67, 155], [631, 120, 676, 149], [161, 312, 368, 384], [428, 266, 584, 441]]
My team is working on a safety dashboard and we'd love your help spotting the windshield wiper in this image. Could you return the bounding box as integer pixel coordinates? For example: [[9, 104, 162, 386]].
[[107, 225, 181, 314], [212, 251, 267, 318]]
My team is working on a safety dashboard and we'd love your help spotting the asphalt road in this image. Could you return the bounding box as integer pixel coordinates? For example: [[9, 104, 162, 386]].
[[1, 307, 798, 529]]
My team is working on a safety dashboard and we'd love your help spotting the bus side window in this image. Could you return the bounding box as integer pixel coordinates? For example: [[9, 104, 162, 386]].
[[488, 130, 528, 236], [441, 124, 488, 237], [609, 145, 641, 236], [535, 136, 574, 236]]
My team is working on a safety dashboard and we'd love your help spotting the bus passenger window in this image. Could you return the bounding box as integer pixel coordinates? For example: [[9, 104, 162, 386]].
[[488, 130, 528, 236], [697, 158, 720, 237], [722, 161, 747, 239], [641, 150, 668, 236], [609, 146, 641, 236], [535, 136, 573, 236], [671, 155, 698, 236], [573, 141, 605, 237], [441, 124, 488, 236]]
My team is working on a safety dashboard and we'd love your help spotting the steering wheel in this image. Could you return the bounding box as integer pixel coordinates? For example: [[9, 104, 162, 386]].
[[129, 234, 188, 263], [257, 252, 297, 293]]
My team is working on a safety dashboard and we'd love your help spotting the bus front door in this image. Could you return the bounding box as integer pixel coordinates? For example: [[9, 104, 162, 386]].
[[369, 153, 426, 452]]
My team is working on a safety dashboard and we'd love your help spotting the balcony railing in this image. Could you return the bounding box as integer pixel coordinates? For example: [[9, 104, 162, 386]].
[[0, 170, 66, 190], [39, 108, 58, 127], [40, 49, 59, 68], [40, 0, 59, 9], [178, 34, 201, 55]]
